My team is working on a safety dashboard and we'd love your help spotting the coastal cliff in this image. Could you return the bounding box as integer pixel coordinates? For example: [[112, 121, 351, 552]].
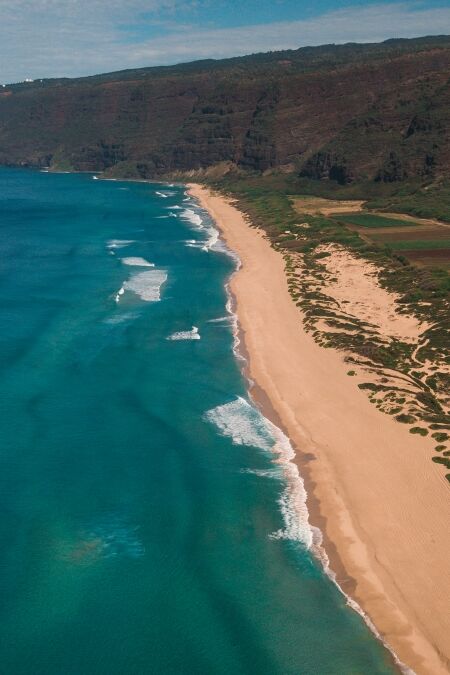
[[1, 37, 450, 185]]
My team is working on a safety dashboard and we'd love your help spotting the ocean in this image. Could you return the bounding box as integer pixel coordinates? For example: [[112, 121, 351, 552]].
[[0, 167, 398, 674]]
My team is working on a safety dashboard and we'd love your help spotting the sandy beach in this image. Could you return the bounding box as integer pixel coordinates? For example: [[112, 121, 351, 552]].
[[189, 184, 450, 675]]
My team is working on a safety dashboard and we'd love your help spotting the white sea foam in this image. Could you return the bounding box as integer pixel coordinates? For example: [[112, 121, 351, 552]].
[[205, 397, 313, 547], [218, 364, 414, 673], [180, 208, 203, 229], [167, 326, 201, 341], [225, 285, 242, 360], [107, 239, 136, 250], [185, 240, 203, 249], [121, 257, 154, 268], [208, 315, 234, 325], [156, 190, 176, 198], [202, 227, 219, 252], [268, 428, 313, 546], [93, 175, 99, 180], [205, 398, 272, 449], [180, 207, 224, 252], [166, 205, 182, 210], [123, 270, 167, 302], [115, 286, 125, 303]]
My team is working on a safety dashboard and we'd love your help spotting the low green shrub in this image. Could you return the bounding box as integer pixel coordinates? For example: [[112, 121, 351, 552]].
[[409, 427, 428, 436]]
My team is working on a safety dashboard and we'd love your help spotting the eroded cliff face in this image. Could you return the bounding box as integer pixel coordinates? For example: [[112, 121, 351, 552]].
[[0, 38, 449, 183]]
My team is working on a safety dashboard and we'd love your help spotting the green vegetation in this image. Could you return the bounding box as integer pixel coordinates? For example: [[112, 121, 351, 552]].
[[387, 240, 450, 251], [432, 432, 449, 443], [338, 213, 420, 228], [432, 456, 450, 470], [208, 171, 449, 476], [410, 427, 429, 436], [396, 414, 417, 424], [366, 183, 450, 224], [295, 178, 450, 225]]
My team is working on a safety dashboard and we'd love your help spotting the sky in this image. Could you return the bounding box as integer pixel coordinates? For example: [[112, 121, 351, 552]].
[[0, 0, 450, 83]]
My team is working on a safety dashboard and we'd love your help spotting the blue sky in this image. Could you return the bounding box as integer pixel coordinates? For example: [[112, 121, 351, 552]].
[[1, 1, 450, 83]]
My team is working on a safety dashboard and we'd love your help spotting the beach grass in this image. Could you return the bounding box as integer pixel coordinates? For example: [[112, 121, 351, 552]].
[[207, 173, 449, 475]]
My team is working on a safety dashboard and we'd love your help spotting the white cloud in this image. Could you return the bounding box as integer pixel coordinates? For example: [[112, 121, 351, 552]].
[[0, 2, 449, 83], [130, 4, 450, 62]]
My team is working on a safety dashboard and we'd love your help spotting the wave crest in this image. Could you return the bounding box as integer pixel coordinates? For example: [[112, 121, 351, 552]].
[[167, 326, 201, 341], [205, 397, 313, 547], [122, 270, 167, 302]]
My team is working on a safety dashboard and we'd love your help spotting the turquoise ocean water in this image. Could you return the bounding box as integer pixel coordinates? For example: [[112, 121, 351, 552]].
[[0, 168, 398, 674]]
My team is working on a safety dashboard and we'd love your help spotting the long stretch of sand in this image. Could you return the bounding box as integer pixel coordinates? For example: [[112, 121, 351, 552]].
[[189, 184, 450, 675]]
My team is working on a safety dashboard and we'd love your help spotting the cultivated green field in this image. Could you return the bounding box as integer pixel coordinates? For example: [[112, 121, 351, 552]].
[[338, 213, 420, 228], [387, 240, 450, 250]]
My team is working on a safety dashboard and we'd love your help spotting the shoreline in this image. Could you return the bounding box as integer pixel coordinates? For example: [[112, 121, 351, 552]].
[[204, 198, 409, 675], [188, 183, 450, 675]]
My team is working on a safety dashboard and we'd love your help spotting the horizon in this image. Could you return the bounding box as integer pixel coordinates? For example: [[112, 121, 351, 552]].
[[1, 1, 450, 84]]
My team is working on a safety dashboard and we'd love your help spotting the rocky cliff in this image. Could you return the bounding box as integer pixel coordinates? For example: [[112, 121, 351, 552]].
[[1, 37, 449, 184]]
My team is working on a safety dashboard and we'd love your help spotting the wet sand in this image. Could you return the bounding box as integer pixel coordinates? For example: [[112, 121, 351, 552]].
[[189, 184, 450, 675]]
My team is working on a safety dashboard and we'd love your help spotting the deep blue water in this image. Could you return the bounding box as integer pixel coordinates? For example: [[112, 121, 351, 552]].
[[0, 168, 397, 674]]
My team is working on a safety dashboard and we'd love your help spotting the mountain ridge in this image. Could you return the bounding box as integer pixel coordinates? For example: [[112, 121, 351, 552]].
[[1, 36, 449, 185]]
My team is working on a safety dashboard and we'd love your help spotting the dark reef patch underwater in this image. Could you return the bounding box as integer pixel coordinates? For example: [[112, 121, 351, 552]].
[[0, 168, 397, 674]]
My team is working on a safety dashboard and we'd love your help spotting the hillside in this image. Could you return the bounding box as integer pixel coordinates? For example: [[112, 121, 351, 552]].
[[0, 36, 450, 184]]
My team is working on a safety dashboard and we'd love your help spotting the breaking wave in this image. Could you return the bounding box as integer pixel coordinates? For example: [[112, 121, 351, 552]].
[[115, 286, 125, 303], [156, 190, 176, 199], [179, 207, 223, 252], [204, 397, 313, 547], [208, 315, 234, 326], [120, 257, 154, 268], [180, 208, 203, 230], [107, 239, 136, 250], [167, 326, 201, 341], [122, 270, 168, 302]]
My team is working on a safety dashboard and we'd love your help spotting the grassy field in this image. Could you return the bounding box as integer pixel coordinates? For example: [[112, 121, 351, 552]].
[[327, 209, 450, 267], [294, 177, 450, 224], [386, 240, 450, 251], [337, 213, 421, 228]]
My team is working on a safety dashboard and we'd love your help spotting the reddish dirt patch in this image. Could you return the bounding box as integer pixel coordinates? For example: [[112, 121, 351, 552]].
[[400, 249, 450, 267]]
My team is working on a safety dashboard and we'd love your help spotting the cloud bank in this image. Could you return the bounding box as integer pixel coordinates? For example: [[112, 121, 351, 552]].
[[0, 1, 449, 83]]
